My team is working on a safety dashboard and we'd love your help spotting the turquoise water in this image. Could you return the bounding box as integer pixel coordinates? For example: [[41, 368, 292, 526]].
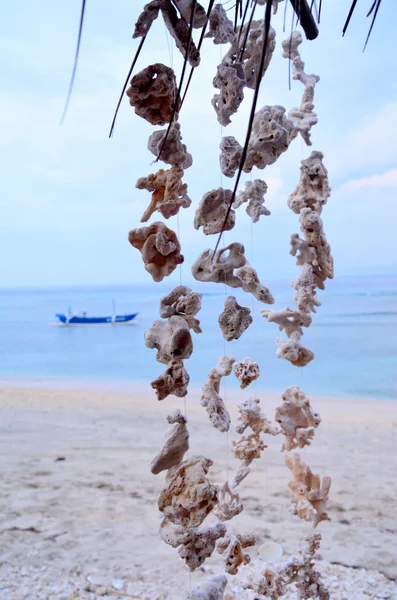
[[1, 275, 396, 399]]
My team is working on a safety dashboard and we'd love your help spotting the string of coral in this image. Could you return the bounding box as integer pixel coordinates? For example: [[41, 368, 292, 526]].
[[127, 2, 333, 598]]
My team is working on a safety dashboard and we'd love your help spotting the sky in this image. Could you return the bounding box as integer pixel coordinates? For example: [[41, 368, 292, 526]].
[[0, 0, 396, 288]]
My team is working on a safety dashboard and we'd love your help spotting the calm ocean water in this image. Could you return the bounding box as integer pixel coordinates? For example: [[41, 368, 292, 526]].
[[1, 275, 396, 400]]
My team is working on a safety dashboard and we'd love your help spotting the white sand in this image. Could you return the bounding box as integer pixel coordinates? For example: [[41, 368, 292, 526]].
[[0, 384, 396, 600]]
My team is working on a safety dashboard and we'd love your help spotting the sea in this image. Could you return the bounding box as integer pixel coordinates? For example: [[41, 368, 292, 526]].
[[1, 275, 396, 400]]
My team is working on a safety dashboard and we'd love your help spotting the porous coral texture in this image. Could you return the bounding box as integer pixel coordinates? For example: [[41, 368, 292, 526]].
[[276, 332, 314, 367], [212, 62, 245, 126], [172, 0, 207, 28], [289, 233, 317, 266], [158, 455, 218, 528], [161, 519, 226, 571], [224, 20, 276, 89], [151, 410, 189, 474], [201, 356, 235, 432], [187, 575, 228, 600], [213, 481, 243, 521], [126, 63, 179, 126], [159, 0, 200, 66], [218, 296, 252, 342], [219, 136, 243, 178], [148, 121, 193, 168], [160, 285, 202, 333], [300, 208, 334, 288], [191, 243, 246, 288], [133, 0, 160, 38], [292, 264, 321, 314], [205, 3, 235, 45], [236, 397, 279, 436], [282, 31, 320, 145], [194, 188, 236, 235], [234, 179, 270, 223], [288, 151, 330, 214], [217, 534, 256, 576], [128, 221, 184, 282], [137, 165, 191, 222], [151, 358, 190, 400], [233, 433, 266, 463], [275, 386, 320, 452], [285, 452, 331, 527], [145, 315, 193, 364], [233, 357, 260, 389], [235, 264, 274, 304], [241, 533, 329, 599], [261, 307, 312, 338]]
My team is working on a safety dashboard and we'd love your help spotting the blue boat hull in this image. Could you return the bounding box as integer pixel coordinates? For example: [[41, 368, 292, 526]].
[[55, 313, 138, 325]]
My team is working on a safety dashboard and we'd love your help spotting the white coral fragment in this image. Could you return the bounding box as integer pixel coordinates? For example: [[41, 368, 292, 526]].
[[192, 242, 246, 288], [160, 285, 202, 333], [151, 358, 190, 400], [187, 575, 227, 600], [218, 296, 252, 342], [290, 233, 317, 266], [275, 386, 320, 451], [233, 357, 260, 389], [292, 264, 321, 314], [217, 533, 256, 575], [194, 188, 235, 235], [236, 397, 279, 436], [158, 455, 218, 528], [145, 315, 193, 364], [276, 332, 314, 367], [282, 31, 320, 145], [235, 179, 270, 223], [172, 0, 207, 28], [205, 4, 235, 45], [300, 207, 334, 288], [213, 481, 243, 521], [148, 121, 192, 168], [201, 356, 235, 432], [288, 151, 330, 214], [261, 307, 312, 338], [285, 452, 331, 527], [242, 533, 329, 599], [233, 433, 266, 462], [151, 410, 189, 473], [126, 63, 179, 126], [224, 20, 276, 90], [136, 165, 191, 222], [235, 264, 274, 304], [212, 63, 245, 126], [128, 221, 184, 282], [219, 136, 243, 178]]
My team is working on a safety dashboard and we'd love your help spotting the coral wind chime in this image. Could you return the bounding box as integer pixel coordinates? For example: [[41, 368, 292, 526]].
[[126, 1, 333, 598]]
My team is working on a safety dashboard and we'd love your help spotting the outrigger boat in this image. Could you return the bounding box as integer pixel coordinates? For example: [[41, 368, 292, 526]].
[[55, 301, 138, 326]]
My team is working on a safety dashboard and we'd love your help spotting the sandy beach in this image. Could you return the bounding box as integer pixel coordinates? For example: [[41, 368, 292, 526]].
[[0, 383, 396, 600]]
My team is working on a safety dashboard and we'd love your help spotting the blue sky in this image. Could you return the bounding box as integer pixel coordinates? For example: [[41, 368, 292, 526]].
[[0, 0, 396, 288]]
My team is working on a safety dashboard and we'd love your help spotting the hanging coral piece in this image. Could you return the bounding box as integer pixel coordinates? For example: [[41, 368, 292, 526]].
[[192, 242, 246, 287], [292, 264, 321, 314], [159, 0, 201, 66], [275, 332, 314, 367], [128, 221, 184, 282], [160, 285, 202, 333], [205, 4, 235, 45], [172, 0, 207, 28], [133, 1, 160, 38], [145, 315, 193, 364], [212, 62, 245, 126], [151, 410, 189, 473], [158, 455, 218, 528], [285, 452, 331, 527], [217, 533, 256, 575], [261, 307, 312, 337], [126, 63, 180, 126], [148, 121, 193, 167], [288, 151, 330, 214], [194, 188, 236, 235], [218, 296, 252, 342], [275, 386, 321, 451], [213, 481, 244, 521], [236, 264, 274, 304], [241, 533, 330, 599], [233, 357, 260, 389], [137, 165, 191, 222], [151, 358, 190, 400], [234, 179, 271, 223], [236, 397, 279, 436], [201, 355, 235, 432]]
